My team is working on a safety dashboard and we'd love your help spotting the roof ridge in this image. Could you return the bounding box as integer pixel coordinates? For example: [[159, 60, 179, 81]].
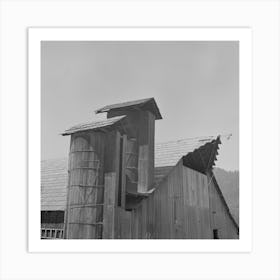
[[155, 135, 217, 145], [94, 97, 162, 120], [95, 97, 153, 113]]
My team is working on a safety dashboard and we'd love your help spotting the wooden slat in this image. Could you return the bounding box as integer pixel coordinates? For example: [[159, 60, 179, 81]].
[[121, 135, 127, 209], [65, 132, 105, 239], [207, 172, 239, 239], [128, 160, 237, 239], [103, 172, 117, 239], [137, 111, 155, 192]]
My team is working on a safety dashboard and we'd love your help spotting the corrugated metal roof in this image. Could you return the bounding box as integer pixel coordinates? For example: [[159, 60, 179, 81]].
[[62, 115, 126, 136], [95, 97, 162, 120], [41, 136, 219, 211]]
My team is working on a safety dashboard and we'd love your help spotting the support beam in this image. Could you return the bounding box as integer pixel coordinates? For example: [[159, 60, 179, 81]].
[[102, 131, 121, 238], [103, 172, 118, 239], [121, 135, 127, 209]]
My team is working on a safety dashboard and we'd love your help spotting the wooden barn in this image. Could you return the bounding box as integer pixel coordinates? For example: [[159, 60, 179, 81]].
[[41, 98, 239, 239]]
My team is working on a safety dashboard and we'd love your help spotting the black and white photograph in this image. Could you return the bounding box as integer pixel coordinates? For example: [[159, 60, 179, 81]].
[[2, 0, 280, 279], [41, 41, 239, 240]]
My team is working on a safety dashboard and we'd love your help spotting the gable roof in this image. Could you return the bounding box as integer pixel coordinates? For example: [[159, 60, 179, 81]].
[[155, 136, 219, 167], [41, 136, 220, 211], [95, 97, 162, 120], [62, 115, 126, 136], [153, 136, 221, 186]]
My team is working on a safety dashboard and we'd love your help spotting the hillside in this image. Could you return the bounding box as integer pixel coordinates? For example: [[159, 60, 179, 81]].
[[213, 168, 239, 225]]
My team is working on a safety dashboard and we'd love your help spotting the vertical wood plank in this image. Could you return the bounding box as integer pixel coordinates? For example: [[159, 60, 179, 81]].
[[103, 172, 117, 239], [121, 135, 127, 209], [65, 132, 105, 239], [137, 111, 155, 192]]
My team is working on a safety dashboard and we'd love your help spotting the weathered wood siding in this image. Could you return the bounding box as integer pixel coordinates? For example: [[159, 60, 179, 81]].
[[115, 160, 238, 239], [102, 131, 121, 239], [138, 111, 155, 192], [64, 132, 105, 239], [181, 166, 212, 239], [108, 110, 156, 193], [207, 173, 239, 239], [64, 131, 238, 239], [125, 138, 138, 193]]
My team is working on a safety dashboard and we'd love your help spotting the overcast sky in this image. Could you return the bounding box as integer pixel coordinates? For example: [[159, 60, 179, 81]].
[[41, 41, 239, 171]]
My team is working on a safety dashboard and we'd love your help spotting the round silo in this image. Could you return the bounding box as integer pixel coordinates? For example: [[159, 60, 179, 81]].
[[66, 131, 105, 239]]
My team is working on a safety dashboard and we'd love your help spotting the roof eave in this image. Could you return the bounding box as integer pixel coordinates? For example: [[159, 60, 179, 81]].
[[95, 98, 163, 120], [61, 116, 127, 136], [182, 136, 221, 174]]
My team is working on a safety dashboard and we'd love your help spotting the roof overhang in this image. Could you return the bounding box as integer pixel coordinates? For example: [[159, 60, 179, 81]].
[[95, 97, 162, 120], [182, 136, 221, 174], [61, 115, 130, 136]]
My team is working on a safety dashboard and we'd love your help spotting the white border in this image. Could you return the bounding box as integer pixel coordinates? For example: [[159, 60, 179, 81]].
[[28, 27, 252, 253]]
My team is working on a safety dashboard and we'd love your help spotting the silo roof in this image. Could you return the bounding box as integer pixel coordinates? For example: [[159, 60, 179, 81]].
[[62, 115, 126, 136]]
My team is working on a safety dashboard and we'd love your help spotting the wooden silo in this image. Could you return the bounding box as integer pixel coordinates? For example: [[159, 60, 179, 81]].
[[65, 132, 105, 239], [62, 115, 127, 239]]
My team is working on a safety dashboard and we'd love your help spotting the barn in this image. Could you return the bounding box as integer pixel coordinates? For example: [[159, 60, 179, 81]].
[[41, 98, 239, 239]]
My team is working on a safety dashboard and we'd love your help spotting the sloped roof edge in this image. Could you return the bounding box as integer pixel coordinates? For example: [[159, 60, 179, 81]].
[[95, 97, 162, 120], [62, 115, 126, 136], [210, 172, 239, 232], [182, 136, 221, 174]]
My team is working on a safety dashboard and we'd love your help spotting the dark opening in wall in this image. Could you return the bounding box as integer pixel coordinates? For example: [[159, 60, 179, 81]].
[[41, 211, 64, 224], [213, 229, 219, 239]]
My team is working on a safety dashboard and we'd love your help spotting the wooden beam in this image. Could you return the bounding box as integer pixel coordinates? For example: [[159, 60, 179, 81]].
[[102, 131, 121, 238], [121, 135, 127, 209], [103, 172, 118, 239]]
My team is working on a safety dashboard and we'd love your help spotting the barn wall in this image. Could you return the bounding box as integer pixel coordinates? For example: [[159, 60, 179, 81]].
[[181, 166, 212, 239], [116, 160, 216, 239], [207, 173, 239, 239]]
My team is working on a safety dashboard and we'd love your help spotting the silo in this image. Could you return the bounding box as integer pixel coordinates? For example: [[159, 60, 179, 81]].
[[65, 131, 105, 239]]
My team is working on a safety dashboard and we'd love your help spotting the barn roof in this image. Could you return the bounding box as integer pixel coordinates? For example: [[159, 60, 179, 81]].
[[95, 97, 162, 120], [154, 136, 220, 185], [41, 158, 68, 211], [62, 115, 126, 136], [41, 136, 220, 211], [155, 136, 219, 167]]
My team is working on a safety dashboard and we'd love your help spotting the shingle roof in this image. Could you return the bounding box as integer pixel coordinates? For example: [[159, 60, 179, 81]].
[[41, 136, 220, 211], [41, 158, 68, 211], [95, 97, 162, 120], [62, 115, 126, 136], [155, 136, 218, 167]]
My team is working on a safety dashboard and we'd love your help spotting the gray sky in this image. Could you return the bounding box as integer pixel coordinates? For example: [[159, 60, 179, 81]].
[[41, 41, 239, 171]]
